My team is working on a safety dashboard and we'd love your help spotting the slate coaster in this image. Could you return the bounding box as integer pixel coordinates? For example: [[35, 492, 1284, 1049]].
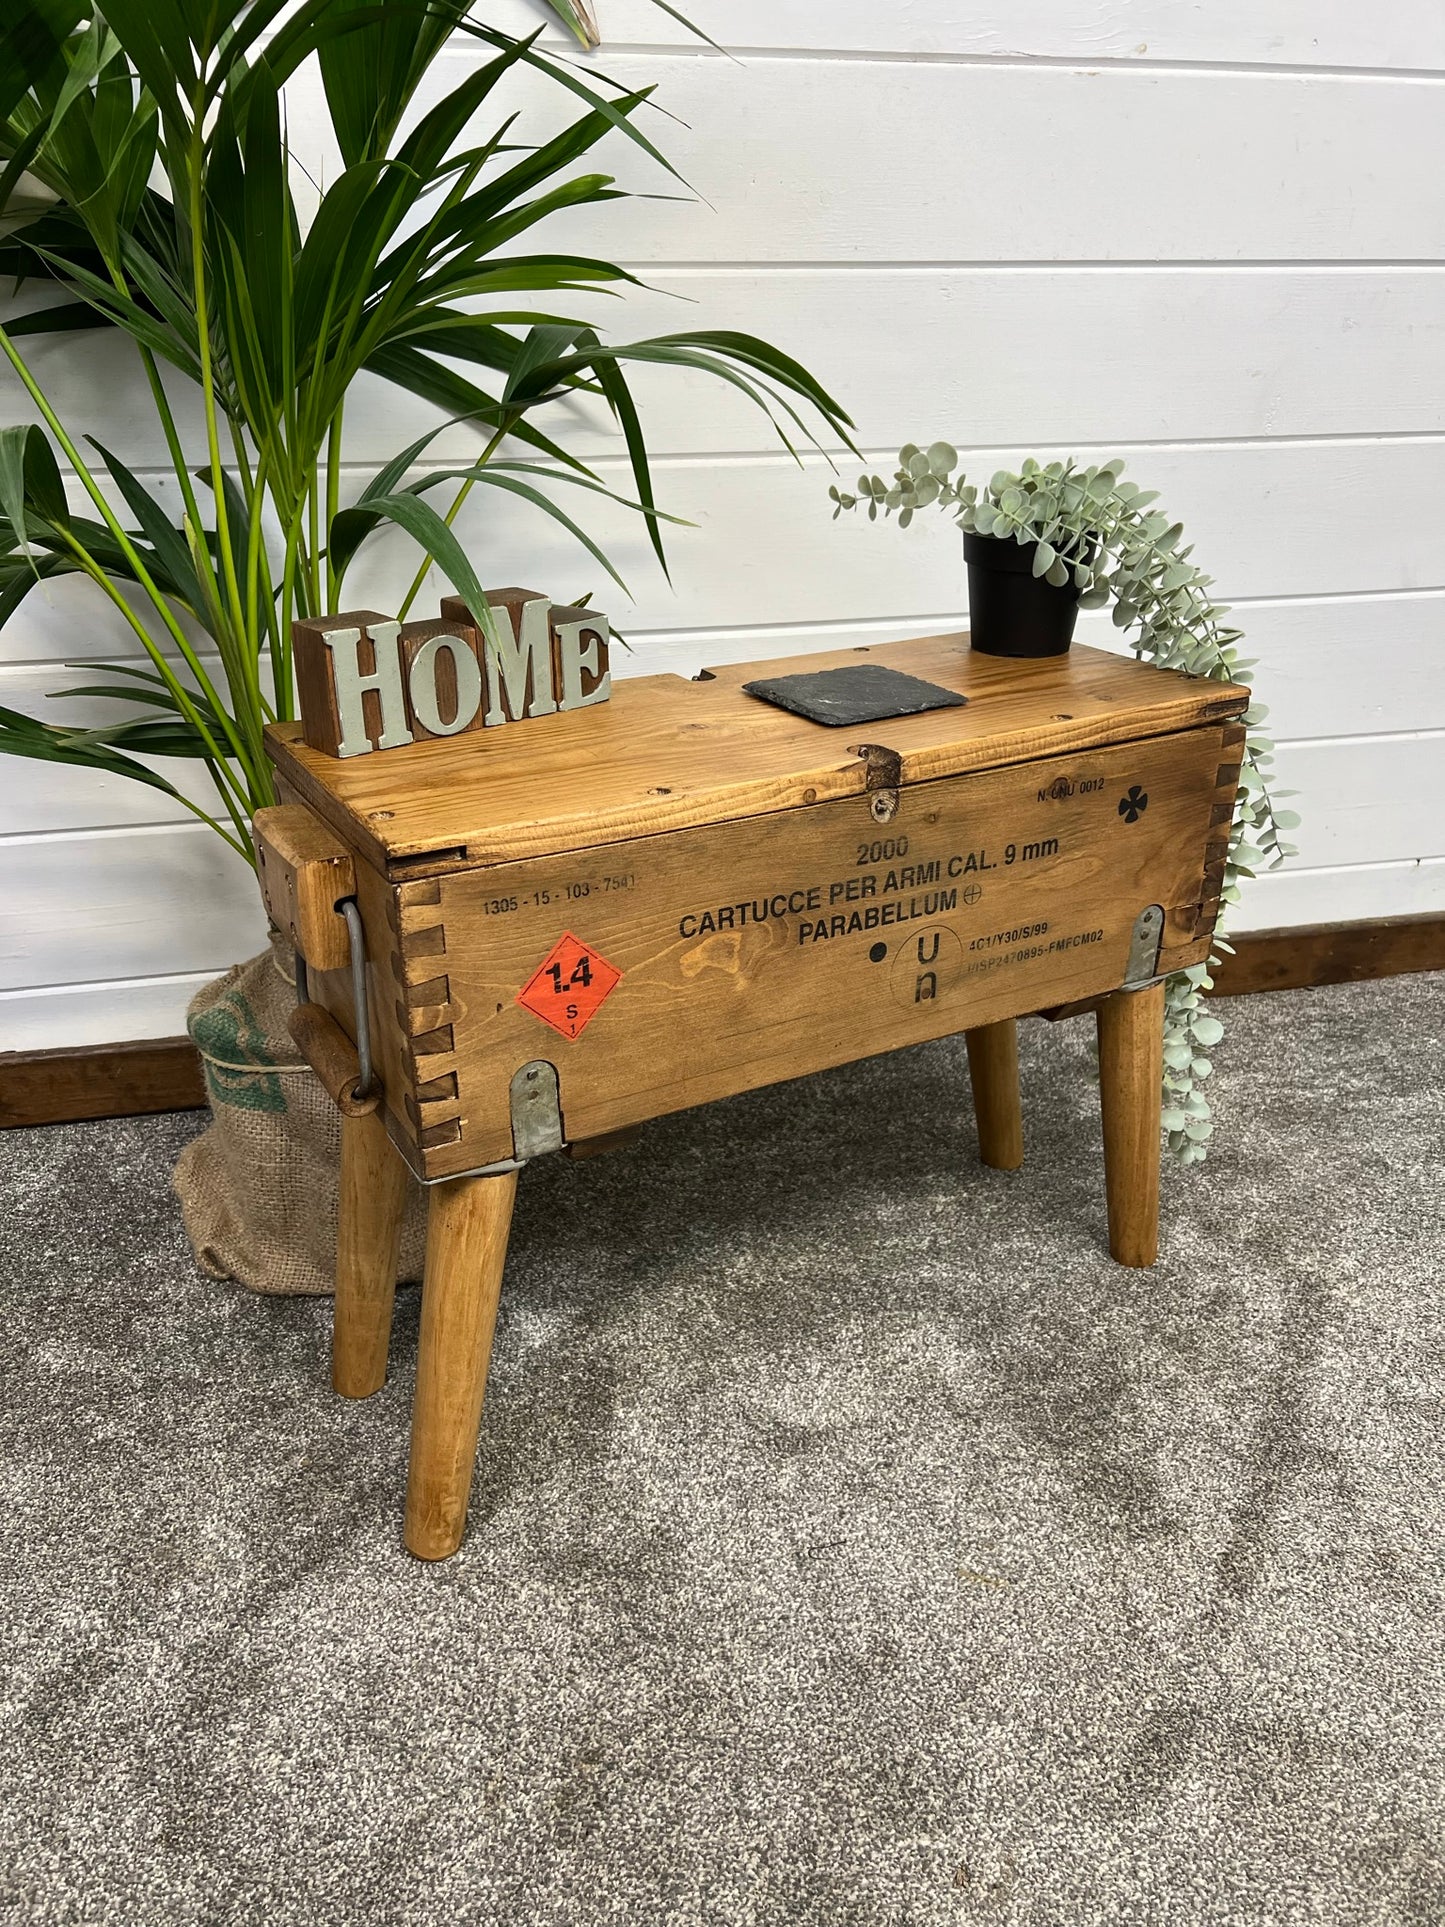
[[741, 663, 969, 728]]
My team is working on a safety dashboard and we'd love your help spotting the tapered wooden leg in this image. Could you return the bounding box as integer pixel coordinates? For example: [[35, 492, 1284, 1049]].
[[965, 1018, 1024, 1170], [404, 1170, 518, 1561], [333, 1108, 409, 1397], [1096, 981, 1165, 1268]]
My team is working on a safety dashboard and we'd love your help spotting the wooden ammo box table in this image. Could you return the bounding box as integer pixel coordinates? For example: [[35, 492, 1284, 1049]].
[[257, 631, 1247, 1558]]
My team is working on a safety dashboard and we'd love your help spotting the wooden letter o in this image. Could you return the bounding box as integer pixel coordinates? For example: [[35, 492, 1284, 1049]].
[[408, 633, 484, 737]]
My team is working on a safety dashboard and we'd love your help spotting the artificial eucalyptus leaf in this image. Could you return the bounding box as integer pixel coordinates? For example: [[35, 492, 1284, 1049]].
[[825, 435, 1297, 1164]]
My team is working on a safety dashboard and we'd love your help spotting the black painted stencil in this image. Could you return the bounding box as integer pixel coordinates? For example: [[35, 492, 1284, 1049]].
[[740, 664, 968, 728]]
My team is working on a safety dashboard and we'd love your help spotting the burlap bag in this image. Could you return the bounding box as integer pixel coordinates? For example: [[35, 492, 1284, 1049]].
[[173, 942, 429, 1295]]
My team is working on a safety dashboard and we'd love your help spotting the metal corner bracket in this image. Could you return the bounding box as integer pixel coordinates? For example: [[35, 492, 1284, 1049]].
[[405, 1059, 568, 1187], [1121, 903, 1166, 989]]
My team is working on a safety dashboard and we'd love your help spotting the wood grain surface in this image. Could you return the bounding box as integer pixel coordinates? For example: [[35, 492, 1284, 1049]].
[[1097, 983, 1166, 1268], [253, 804, 355, 970], [348, 720, 1236, 1178], [267, 635, 1247, 873], [5, 910, 1438, 1128], [0, 1038, 207, 1127]]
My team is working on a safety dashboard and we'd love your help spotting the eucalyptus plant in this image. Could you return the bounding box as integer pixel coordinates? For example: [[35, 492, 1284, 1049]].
[[830, 445, 1300, 1162], [0, 0, 852, 861]]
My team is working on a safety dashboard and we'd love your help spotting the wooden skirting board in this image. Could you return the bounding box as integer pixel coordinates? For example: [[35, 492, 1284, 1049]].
[[1, 912, 1441, 1130], [1211, 912, 1445, 997], [0, 1038, 207, 1130]]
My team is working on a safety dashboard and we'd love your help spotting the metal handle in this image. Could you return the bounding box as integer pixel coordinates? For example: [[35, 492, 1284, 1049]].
[[293, 897, 375, 1101]]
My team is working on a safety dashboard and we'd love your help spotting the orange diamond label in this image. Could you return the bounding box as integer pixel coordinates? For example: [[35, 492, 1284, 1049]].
[[516, 932, 622, 1041]]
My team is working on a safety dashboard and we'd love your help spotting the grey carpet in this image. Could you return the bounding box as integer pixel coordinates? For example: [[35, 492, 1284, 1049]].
[[1, 975, 1443, 1927]]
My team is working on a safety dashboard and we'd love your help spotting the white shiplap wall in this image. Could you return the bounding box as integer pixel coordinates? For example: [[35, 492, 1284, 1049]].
[[3, 1, 1444, 1049]]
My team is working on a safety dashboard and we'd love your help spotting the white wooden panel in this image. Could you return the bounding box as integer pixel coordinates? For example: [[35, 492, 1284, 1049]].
[[4, 723, 1435, 1001], [8, 582, 1442, 757], [13, 268, 1442, 475], [4, 9, 1443, 1046], [0, 572, 222, 670], [0, 659, 237, 835], [0, 828, 266, 997], [0, 745, 1436, 1015], [1, 858, 1437, 1049], [0, 294, 206, 467], [429, 57, 1445, 263], [604, 596, 1445, 749], [1230, 595, 1445, 742], [0, 972, 222, 1052], [1268, 737, 1445, 871], [5, 856, 1442, 1049], [338, 438, 1445, 635], [348, 267, 1445, 461], [7, 591, 1441, 839], [1232, 857, 1445, 932], [2, 859, 1441, 1048], [1074, 595, 1445, 744], [484, 0, 1445, 71]]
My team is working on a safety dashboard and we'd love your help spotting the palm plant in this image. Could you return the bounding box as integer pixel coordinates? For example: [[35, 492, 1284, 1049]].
[[0, 0, 852, 859]]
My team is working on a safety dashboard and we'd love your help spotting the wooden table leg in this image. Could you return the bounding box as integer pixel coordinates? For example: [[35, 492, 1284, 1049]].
[[1096, 981, 1165, 1268], [333, 1108, 409, 1397], [404, 1169, 519, 1561], [965, 1018, 1024, 1170]]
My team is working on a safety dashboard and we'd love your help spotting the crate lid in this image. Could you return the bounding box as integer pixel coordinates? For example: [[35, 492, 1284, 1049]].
[[264, 631, 1249, 874]]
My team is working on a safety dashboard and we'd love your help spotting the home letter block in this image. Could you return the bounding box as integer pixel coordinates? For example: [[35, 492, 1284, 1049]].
[[296, 588, 615, 758], [294, 610, 415, 759], [550, 604, 612, 712], [441, 588, 556, 726], [398, 616, 486, 742]]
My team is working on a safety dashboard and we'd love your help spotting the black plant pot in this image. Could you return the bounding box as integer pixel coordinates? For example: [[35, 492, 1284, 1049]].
[[964, 531, 1080, 658]]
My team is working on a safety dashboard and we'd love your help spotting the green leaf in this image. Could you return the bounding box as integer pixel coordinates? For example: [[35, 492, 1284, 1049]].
[[0, 300, 105, 339], [0, 0, 86, 123], [543, 0, 600, 47], [315, 0, 468, 167], [334, 490, 504, 651], [0, 423, 69, 547], [86, 438, 202, 611], [0, 699, 187, 797], [591, 350, 669, 577]]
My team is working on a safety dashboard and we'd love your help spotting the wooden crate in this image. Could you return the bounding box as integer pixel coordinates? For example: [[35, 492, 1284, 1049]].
[[265, 632, 1247, 1182]]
